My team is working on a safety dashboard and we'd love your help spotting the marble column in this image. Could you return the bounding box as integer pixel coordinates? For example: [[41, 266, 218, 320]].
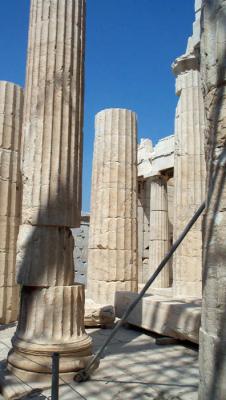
[[7, 0, 94, 382], [0, 81, 23, 324], [199, 1, 226, 398], [87, 108, 138, 306], [137, 179, 150, 285], [137, 179, 145, 284], [172, 51, 206, 298], [167, 177, 174, 287], [148, 175, 170, 289]]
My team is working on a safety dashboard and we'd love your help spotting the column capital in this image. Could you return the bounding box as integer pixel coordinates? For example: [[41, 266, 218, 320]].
[[147, 173, 169, 184], [172, 52, 199, 77]]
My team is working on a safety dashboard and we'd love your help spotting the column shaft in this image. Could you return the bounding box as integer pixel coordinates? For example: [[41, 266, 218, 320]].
[[199, 1, 226, 398], [0, 81, 23, 323], [137, 179, 151, 284], [22, 0, 84, 227], [148, 176, 170, 289], [8, 0, 94, 380], [137, 180, 145, 284], [172, 56, 206, 298], [87, 108, 138, 305]]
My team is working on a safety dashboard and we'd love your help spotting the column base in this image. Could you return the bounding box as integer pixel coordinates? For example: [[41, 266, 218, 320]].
[[2, 284, 99, 395], [1, 336, 99, 398], [8, 335, 93, 374]]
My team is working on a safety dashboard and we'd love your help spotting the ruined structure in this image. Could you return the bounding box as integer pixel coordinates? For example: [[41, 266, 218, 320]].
[[4, 0, 95, 388], [172, 2, 206, 298], [199, 0, 226, 398], [114, 1, 205, 343], [137, 137, 174, 287], [135, 0, 205, 299], [87, 108, 138, 307], [0, 0, 225, 397], [0, 81, 23, 324]]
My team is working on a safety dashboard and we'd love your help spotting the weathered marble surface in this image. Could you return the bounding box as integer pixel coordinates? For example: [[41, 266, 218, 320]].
[[4, 0, 95, 390], [16, 225, 75, 286], [137, 138, 153, 177], [172, 0, 206, 299], [116, 291, 201, 344], [137, 178, 150, 284], [138, 135, 174, 179], [148, 175, 170, 289], [87, 108, 138, 306], [73, 213, 90, 286], [199, 1, 226, 399], [21, 0, 84, 228], [84, 298, 115, 327], [8, 285, 93, 375], [0, 323, 199, 400], [0, 81, 23, 324]]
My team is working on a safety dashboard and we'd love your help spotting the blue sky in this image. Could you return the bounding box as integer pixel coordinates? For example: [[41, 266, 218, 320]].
[[0, 1, 194, 211]]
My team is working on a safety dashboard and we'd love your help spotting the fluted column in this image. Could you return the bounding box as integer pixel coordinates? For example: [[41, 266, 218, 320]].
[[137, 179, 145, 284], [148, 175, 170, 289], [199, 1, 226, 398], [7, 0, 94, 382], [87, 108, 138, 306], [8, 285, 91, 375], [0, 81, 23, 323], [172, 53, 206, 298]]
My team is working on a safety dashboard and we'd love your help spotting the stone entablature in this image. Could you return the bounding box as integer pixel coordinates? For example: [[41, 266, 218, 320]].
[[138, 135, 174, 178]]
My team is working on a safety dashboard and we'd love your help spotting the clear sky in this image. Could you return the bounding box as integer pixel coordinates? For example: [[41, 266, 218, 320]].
[[0, 1, 194, 212]]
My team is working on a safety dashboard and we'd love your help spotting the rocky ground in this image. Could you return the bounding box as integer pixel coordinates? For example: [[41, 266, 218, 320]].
[[0, 323, 199, 399]]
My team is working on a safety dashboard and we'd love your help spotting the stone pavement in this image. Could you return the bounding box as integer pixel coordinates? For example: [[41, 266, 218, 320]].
[[0, 323, 198, 400]]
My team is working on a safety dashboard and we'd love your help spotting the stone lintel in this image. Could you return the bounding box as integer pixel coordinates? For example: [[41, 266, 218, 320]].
[[115, 291, 201, 344]]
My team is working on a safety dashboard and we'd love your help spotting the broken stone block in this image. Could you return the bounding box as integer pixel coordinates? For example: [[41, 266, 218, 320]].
[[85, 298, 115, 327]]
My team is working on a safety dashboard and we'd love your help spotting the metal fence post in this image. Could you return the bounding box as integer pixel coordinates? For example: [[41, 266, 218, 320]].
[[51, 352, 59, 400]]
